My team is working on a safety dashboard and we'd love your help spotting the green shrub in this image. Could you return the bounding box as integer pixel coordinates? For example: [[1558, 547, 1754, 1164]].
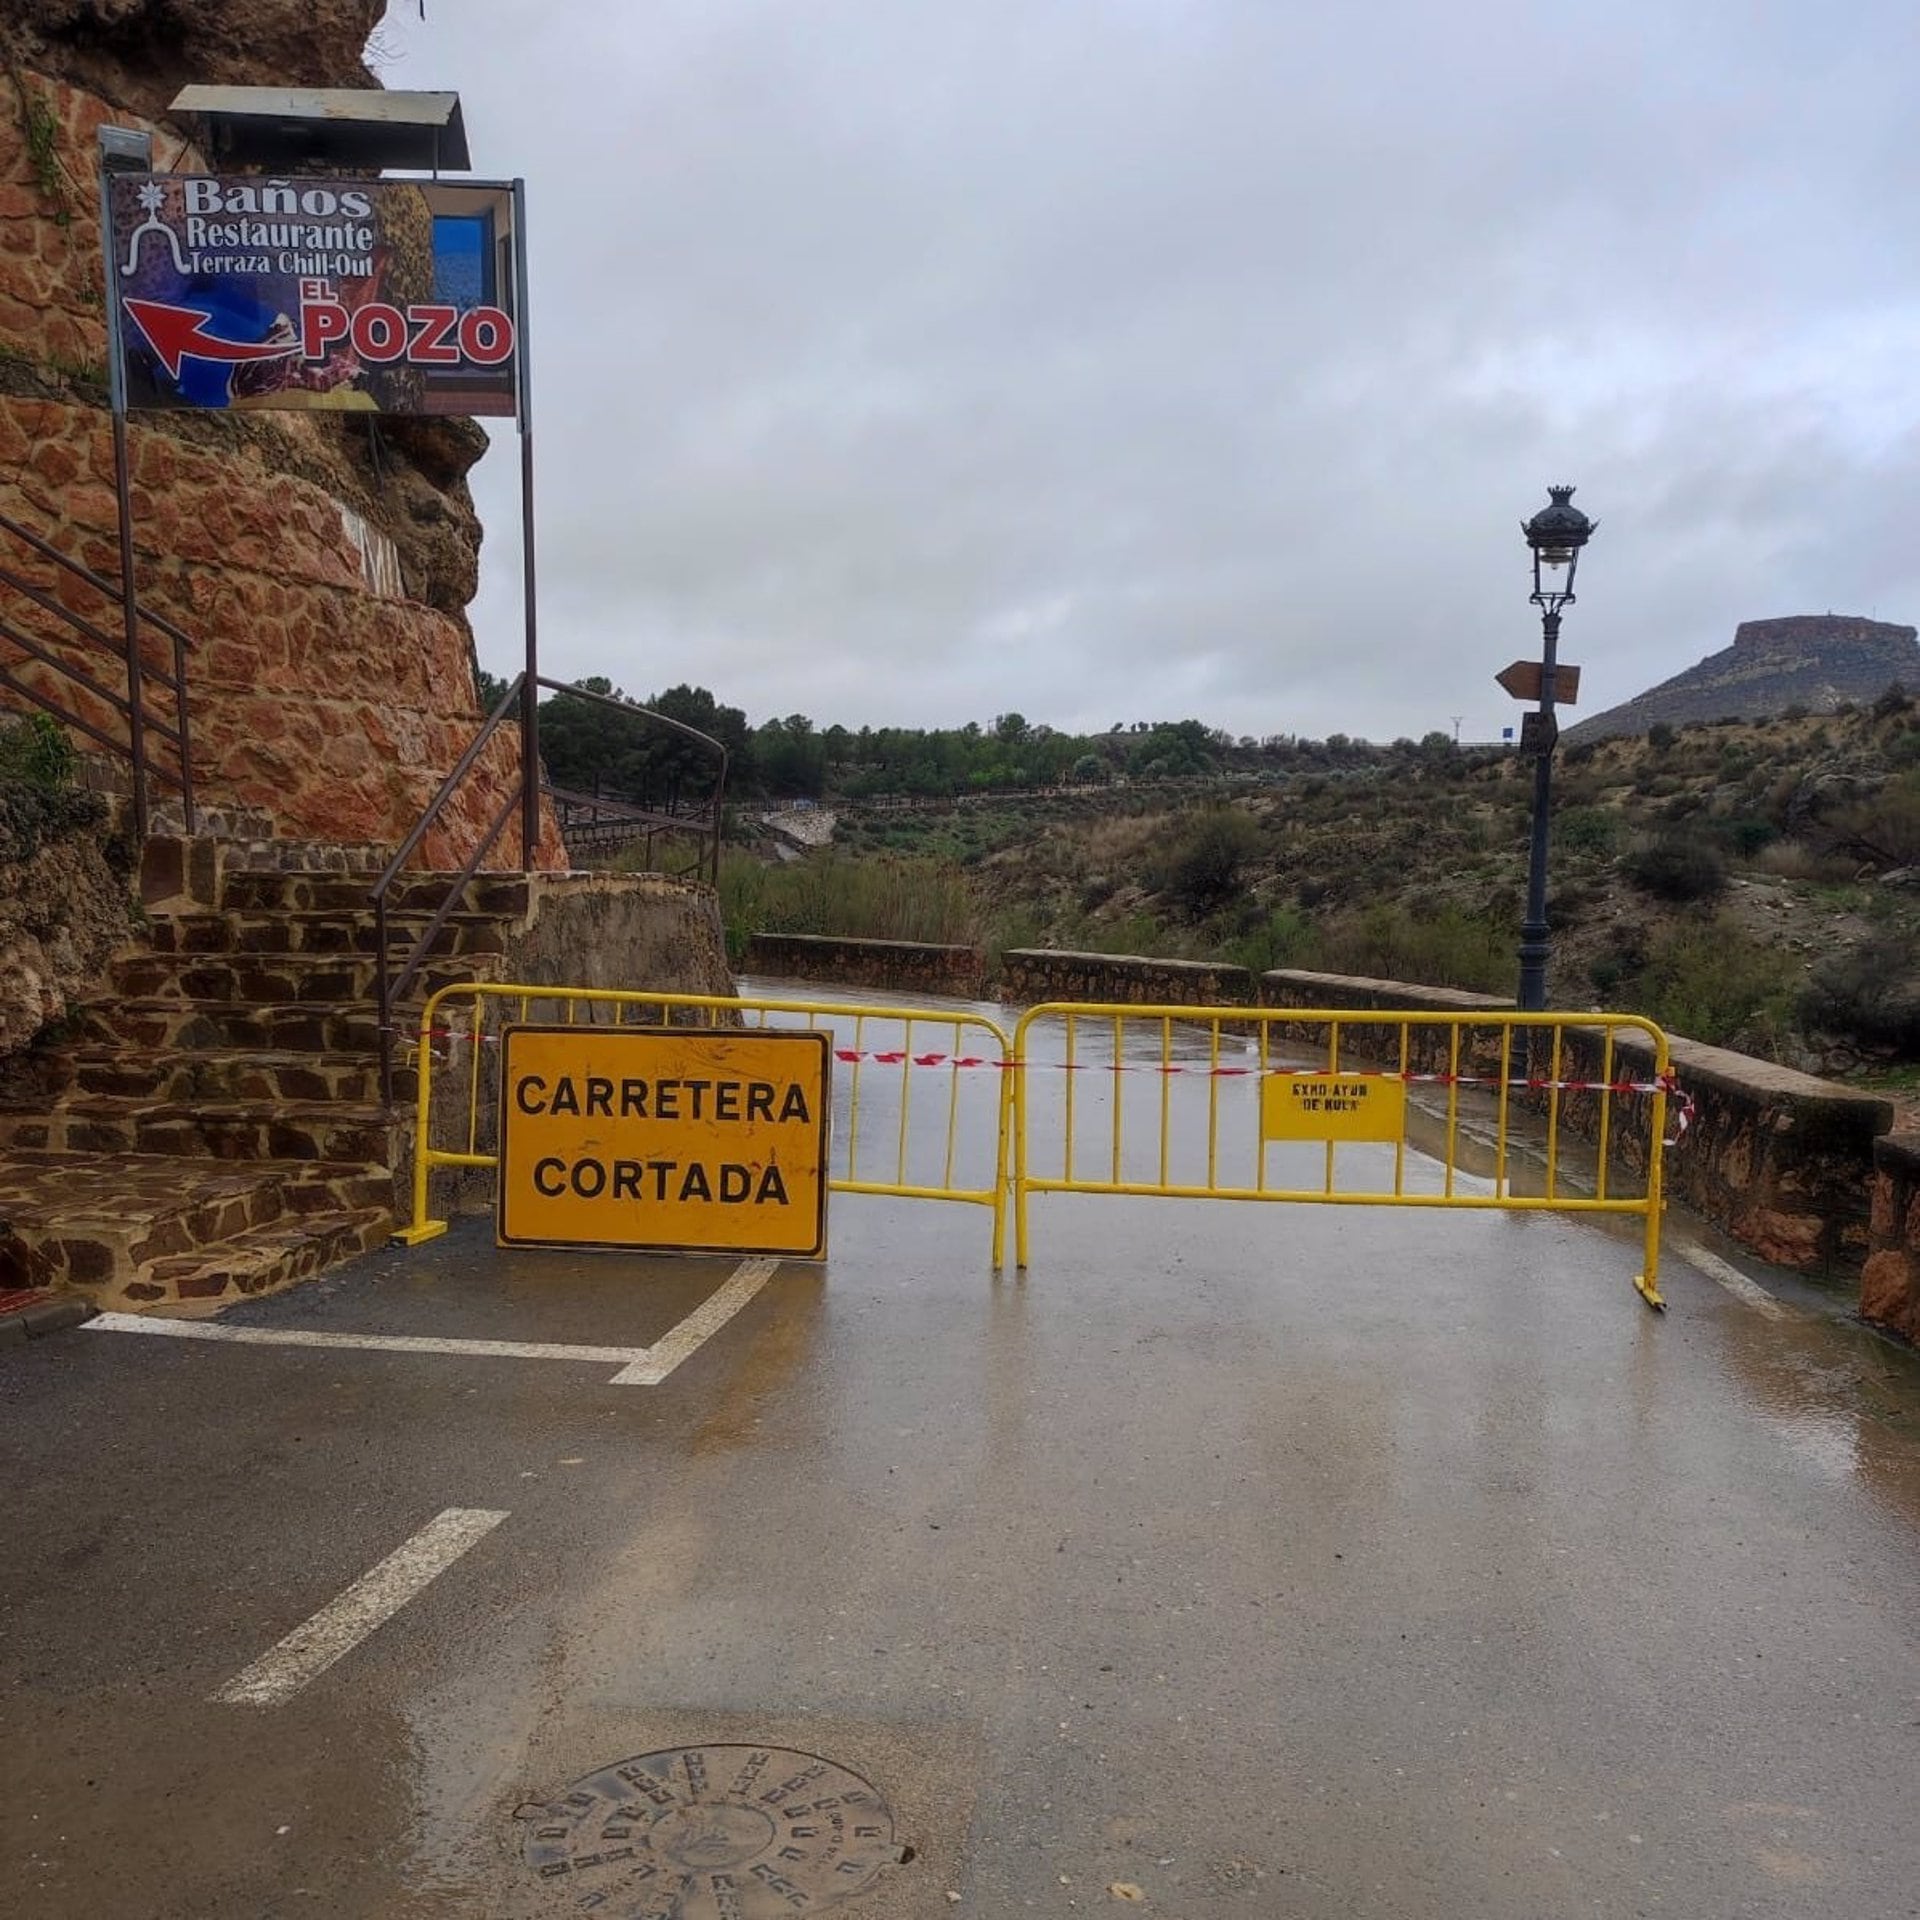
[[1588, 948, 1636, 999], [0, 712, 76, 790], [1556, 805, 1618, 854], [1619, 835, 1726, 902], [1310, 901, 1511, 994], [1799, 935, 1920, 1053], [1823, 771, 1920, 871], [1719, 816, 1776, 859], [1625, 917, 1798, 1051], [717, 849, 982, 961], [1150, 806, 1263, 921], [1647, 722, 1676, 751], [1221, 906, 1314, 976]]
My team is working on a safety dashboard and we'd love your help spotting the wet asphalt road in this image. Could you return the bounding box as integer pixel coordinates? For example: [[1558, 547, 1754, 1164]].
[[4, 1001, 1920, 1919]]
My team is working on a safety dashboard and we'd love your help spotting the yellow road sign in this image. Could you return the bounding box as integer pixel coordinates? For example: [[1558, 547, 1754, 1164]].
[[1261, 1072, 1408, 1144], [497, 1026, 831, 1257]]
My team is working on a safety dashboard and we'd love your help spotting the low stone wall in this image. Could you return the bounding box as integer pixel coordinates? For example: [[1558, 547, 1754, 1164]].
[[1864, 1134, 1920, 1344], [742, 933, 983, 999], [999, 949, 1253, 1006], [1258, 968, 1899, 1285], [504, 872, 735, 1002], [1262, 970, 1515, 1018], [1261, 970, 1511, 1066], [428, 871, 737, 1215]]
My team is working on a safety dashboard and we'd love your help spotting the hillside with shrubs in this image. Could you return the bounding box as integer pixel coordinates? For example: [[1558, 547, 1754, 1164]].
[[716, 687, 1920, 1089]]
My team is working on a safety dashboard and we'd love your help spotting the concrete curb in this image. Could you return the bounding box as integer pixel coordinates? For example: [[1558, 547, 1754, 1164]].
[[0, 1290, 99, 1346]]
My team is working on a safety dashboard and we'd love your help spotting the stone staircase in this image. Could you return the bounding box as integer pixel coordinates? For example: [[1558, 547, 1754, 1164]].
[[0, 827, 527, 1308]]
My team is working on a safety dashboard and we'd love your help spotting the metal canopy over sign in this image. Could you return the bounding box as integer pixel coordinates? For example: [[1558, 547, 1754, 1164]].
[[1495, 659, 1582, 704], [105, 173, 521, 416], [497, 1027, 831, 1258], [1261, 1073, 1408, 1144], [168, 86, 471, 172]]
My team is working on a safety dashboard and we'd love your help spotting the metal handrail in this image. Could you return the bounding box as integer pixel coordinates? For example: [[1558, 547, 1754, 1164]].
[[0, 507, 194, 836], [372, 672, 729, 1104]]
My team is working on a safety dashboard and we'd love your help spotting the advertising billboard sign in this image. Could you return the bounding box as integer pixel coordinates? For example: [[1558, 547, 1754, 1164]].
[[105, 173, 521, 417]]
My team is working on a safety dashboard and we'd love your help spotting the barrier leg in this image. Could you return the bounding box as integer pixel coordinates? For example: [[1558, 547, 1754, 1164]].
[[392, 993, 451, 1246], [1634, 1087, 1667, 1311], [1012, 1060, 1031, 1270]]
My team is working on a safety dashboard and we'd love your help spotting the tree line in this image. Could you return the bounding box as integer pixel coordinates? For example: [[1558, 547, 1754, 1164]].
[[480, 670, 1459, 808]]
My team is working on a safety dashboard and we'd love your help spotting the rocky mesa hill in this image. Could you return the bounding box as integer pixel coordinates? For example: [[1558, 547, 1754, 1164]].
[[1566, 615, 1920, 743]]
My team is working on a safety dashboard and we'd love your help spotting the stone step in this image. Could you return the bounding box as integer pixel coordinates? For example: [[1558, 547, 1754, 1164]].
[[108, 949, 484, 1006], [143, 908, 510, 961], [87, 775, 279, 842], [0, 1150, 379, 1295], [80, 997, 388, 1055], [62, 1047, 413, 1106], [0, 1096, 397, 1165], [219, 838, 395, 874], [140, 1204, 394, 1305], [120, 811, 392, 865], [219, 869, 532, 917]]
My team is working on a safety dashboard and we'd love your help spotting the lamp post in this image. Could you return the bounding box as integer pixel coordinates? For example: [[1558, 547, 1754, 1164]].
[[1516, 485, 1595, 1012]]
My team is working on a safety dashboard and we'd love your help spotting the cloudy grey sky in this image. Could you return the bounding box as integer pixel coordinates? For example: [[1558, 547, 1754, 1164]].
[[379, 1, 1920, 740]]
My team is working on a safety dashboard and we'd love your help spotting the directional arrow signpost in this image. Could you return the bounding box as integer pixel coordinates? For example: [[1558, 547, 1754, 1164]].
[[1495, 659, 1582, 707]]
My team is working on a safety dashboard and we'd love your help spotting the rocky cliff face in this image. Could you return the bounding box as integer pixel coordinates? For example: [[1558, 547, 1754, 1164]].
[[5, 0, 382, 119], [0, 779, 132, 1055], [0, 3, 560, 864], [1567, 615, 1920, 744]]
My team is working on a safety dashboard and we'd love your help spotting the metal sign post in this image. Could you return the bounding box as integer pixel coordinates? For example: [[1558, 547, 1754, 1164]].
[[97, 127, 156, 840], [511, 177, 541, 868]]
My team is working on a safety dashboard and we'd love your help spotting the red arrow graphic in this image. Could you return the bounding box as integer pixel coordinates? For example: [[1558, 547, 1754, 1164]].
[[123, 299, 301, 380]]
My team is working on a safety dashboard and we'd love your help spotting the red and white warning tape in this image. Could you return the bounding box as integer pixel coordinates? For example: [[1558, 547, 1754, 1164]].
[[818, 1050, 1694, 1145], [392, 1026, 1694, 1149]]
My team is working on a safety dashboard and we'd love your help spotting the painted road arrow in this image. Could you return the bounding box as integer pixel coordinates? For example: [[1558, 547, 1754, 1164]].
[[1495, 659, 1581, 704], [123, 300, 301, 380]]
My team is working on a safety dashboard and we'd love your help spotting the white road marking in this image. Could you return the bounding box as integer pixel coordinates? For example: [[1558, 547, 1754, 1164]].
[[1679, 1247, 1792, 1320], [212, 1507, 507, 1707], [609, 1257, 782, 1383], [87, 1313, 652, 1367], [85, 1256, 786, 1386]]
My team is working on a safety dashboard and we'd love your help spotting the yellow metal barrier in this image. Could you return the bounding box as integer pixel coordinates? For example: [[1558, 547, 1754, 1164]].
[[398, 983, 1016, 1264], [1010, 1002, 1674, 1308]]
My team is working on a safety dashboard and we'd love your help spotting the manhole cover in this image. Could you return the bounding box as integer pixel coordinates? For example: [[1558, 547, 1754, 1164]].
[[517, 1744, 900, 1917]]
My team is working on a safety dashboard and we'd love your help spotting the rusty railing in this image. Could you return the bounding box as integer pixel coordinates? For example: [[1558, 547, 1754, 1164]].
[[372, 673, 728, 1104], [0, 508, 195, 837]]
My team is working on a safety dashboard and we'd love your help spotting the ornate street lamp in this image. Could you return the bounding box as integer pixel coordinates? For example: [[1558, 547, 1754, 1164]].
[[1516, 485, 1596, 1011]]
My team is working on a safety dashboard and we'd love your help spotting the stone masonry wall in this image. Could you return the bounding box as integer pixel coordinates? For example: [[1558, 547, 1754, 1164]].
[[1863, 1133, 1920, 1345], [423, 872, 737, 1214], [998, 949, 1254, 1006], [1261, 968, 1898, 1290], [0, 54, 560, 867], [743, 933, 985, 999], [500, 874, 736, 1003]]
